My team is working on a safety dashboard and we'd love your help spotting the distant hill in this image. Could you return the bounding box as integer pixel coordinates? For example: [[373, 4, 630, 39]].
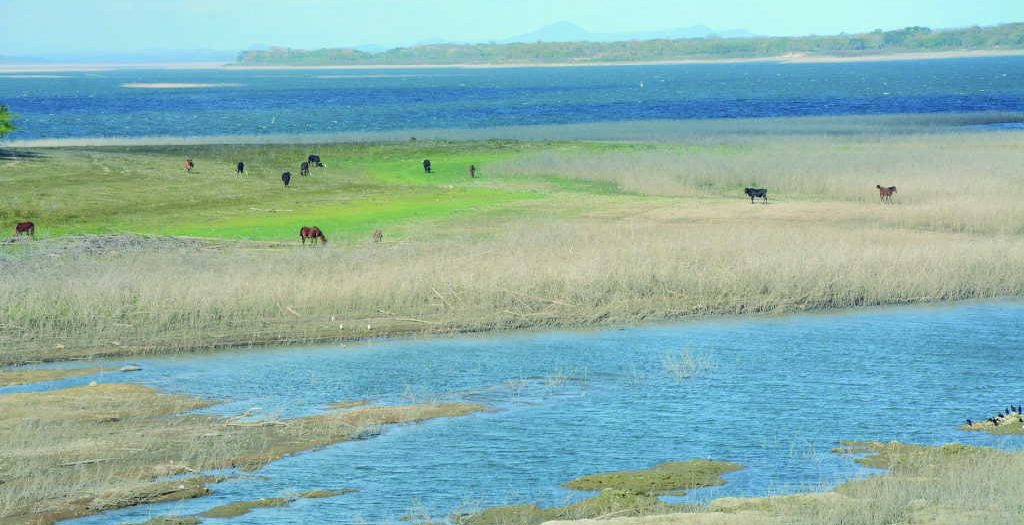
[[501, 21, 753, 43], [237, 23, 1024, 66]]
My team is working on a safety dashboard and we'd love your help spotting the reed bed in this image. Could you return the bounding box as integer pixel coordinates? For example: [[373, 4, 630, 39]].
[[3, 217, 1022, 365]]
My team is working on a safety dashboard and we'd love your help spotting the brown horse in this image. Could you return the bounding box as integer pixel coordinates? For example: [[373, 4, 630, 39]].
[[877, 185, 897, 202], [14, 221, 35, 237], [372, 229, 383, 243], [300, 226, 327, 245]]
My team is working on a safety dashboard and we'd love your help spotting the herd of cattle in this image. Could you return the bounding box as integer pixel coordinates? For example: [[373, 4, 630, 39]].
[[9, 153, 898, 241]]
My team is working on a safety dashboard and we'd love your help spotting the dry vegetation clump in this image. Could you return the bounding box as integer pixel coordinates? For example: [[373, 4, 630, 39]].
[[0, 383, 484, 524]]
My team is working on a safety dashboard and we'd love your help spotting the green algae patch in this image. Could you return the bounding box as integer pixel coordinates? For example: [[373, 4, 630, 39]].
[[454, 491, 688, 525], [563, 459, 744, 495], [0, 367, 104, 387], [453, 460, 738, 525], [298, 488, 358, 499], [127, 517, 201, 525], [199, 497, 292, 518], [328, 400, 372, 410], [833, 440, 998, 472], [960, 413, 1024, 435]]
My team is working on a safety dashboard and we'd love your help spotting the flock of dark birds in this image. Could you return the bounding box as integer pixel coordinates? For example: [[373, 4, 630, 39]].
[[966, 405, 1024, 427]]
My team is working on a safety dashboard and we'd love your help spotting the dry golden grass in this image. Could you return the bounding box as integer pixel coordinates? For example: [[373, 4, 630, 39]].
[[0, 382, 484, 524], [0, 368, 104, 387]]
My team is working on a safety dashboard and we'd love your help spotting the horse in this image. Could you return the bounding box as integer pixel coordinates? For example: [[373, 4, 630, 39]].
[[744, 187, 768, 204], [184, 158, 194, 173], [307, 154, 325, 168], [877, 185, 897, 202], [300, 161, 310, 177], [372, 229, 383, 243], [282, 171, 292, 187], [236, 161, 245, 174], [14, 221, 35, 237], [422, 159, 432, 173], [300, 226, 327, 245], [469, 164, 477, 178]]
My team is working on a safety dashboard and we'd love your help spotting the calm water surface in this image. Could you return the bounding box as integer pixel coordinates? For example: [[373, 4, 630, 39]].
[[8, 301, 1021, 524], [2, 57, 1023, 140]]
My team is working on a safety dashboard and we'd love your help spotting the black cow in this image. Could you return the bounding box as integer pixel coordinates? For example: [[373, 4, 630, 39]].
[[282, 171, 292, 187], [422, 159, 432, 173], [307, 154, 325, 168], [744, 187, 768, 204], [236, 161, 245, 174], [300, 161, 310, 177]]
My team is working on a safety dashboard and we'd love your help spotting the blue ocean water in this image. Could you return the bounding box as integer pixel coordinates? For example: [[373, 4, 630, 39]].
[[12, 301, 1022, 524], [2, 57, 1023, 140]]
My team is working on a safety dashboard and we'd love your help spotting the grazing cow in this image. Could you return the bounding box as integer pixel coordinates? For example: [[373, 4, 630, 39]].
[[14, 221, 35, 237], [469, 164, 477, 178], [877, 185, 897, 203], [236, 161, 245, 174], [281, 171, 292, 187], [307, 154, 325, 168], [744, 187, 768, 204], [422, 159, 432, 173], [300, 161, 310, 177], [372, 229, 383, 243], [184, 158, 194, 173], [300, 226, 327, 245]]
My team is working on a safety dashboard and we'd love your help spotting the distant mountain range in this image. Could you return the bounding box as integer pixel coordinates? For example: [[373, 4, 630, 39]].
[[500, 21, 754, 43]]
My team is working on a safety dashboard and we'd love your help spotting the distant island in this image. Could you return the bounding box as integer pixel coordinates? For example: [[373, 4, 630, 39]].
[[237, 23, 1024, 66]]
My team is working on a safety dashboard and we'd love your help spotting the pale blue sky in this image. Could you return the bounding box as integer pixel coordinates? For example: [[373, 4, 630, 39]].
[[2, 0, 1022, 55]]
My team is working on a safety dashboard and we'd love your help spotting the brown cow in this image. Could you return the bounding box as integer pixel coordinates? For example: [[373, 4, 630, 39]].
[[876, 185, 897, 203], [372, 229, 383, 243], [184, 158, 194, 173], [300, 226, 327, 245], [14, 221, 35, 237]]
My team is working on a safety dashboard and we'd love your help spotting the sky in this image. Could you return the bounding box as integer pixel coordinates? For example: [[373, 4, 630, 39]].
[[1, 0, 1023, 56]]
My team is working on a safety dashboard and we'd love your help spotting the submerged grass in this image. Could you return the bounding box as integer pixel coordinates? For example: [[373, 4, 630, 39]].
[[0, 382, 484, 524]]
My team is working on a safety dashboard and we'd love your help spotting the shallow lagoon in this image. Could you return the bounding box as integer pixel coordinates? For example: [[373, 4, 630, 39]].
[[13, 301, 1022, 524]]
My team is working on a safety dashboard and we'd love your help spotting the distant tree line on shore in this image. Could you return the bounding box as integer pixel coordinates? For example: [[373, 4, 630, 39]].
[[237, 23, 1024, 66]]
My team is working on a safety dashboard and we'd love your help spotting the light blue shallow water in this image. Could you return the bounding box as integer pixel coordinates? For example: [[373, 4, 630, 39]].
[[13, 301, 1023, 524], [2, 57, 1023, 140]]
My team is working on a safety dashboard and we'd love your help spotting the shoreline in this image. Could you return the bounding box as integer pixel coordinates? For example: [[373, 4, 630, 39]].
[[5, 295, 1021, 368], [4, 111, 1024, 148], [1, 49, 1022, 74]]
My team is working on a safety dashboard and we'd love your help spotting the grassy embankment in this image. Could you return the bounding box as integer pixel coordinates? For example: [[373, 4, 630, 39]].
[[0, 375, 485, 524], [3, 117, 1024, 365]]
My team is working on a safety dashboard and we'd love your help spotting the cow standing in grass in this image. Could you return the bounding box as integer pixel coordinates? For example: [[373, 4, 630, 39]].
[[308, 154, 325, 168], [236, 161, 245, 174], [423, 159, 432, 173], [744, 187, 768, 204], [877, 185, 897, 203], [300, 161, 310, 177], [282, 171, 292, 187], [14, 221, 35, 238], [184, 158, 194, 173], [372, 229, 383, 243]]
